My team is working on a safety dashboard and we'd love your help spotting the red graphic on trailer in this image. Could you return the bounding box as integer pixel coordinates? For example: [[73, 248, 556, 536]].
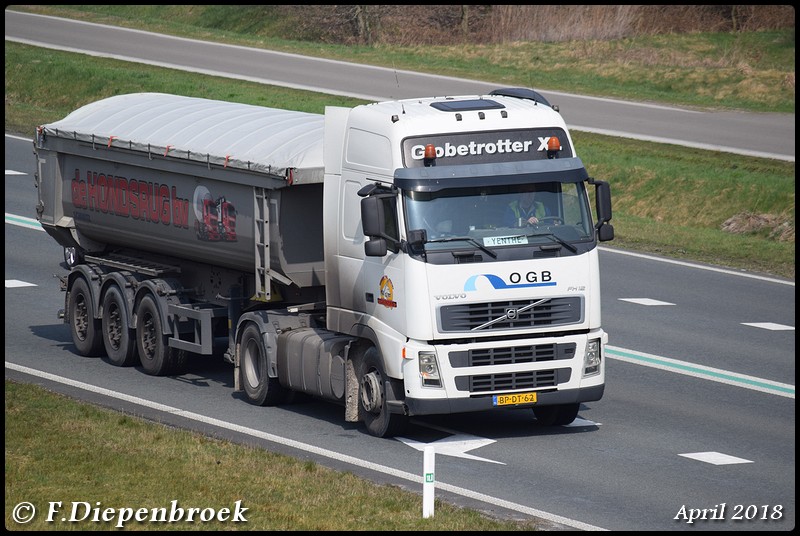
[[70, 168, 190, 228], [193, 186, 237, 242]]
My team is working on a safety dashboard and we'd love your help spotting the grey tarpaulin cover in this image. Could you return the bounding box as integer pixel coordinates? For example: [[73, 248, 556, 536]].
[[40, 93, 325, 183]]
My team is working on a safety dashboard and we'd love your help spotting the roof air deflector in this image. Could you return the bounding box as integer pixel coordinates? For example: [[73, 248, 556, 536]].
[[430, 99, 505, 112]]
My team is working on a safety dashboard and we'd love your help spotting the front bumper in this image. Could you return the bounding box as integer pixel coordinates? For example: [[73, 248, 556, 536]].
[[403, 383, 604, 416]]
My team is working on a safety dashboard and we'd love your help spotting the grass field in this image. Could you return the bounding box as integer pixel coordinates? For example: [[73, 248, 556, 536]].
[[5, 381, 538, 531]]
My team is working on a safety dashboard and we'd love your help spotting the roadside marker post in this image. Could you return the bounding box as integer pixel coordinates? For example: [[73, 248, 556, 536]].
[[423, 445, 435, 518]]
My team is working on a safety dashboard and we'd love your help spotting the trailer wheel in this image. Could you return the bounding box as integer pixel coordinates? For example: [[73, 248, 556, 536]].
[[358, 347, 408, 438], [67, 276, 104, 356], [239, 323, 286, 406], [532, 403, 580, 426], [135, 294, 187, 376], [102, 285, 138, 367]]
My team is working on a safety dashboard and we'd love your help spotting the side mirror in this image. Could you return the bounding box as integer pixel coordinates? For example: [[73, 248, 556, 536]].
[[589, 178, 614, 242], [407, 229, 427, 246], [594, 180, 612, 225], [361, 195, 383, 238], [364, 238, 388, 257], [360, 192, 400, 255], [597, 224, 614, 242]]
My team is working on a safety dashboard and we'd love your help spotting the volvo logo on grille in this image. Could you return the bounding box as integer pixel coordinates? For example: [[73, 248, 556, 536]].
[[471, 298, 550, 331]]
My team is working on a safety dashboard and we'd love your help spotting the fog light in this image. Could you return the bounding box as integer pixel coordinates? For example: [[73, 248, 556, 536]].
[[418, 352, 441, 387], [583, 339, 601, 376]]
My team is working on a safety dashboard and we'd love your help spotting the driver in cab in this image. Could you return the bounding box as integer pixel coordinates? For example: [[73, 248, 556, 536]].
[[505, 190, 548, 227]]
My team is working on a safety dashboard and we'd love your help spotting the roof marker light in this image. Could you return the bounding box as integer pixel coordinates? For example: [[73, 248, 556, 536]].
[[423, 144, 436, 167], [547, 136, 561, 159]]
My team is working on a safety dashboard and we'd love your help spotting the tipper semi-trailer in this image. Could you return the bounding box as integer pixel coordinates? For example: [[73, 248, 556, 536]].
[[34, 89, 614, 438]]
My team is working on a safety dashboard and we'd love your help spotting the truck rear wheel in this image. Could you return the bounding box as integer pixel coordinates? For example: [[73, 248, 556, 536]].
[[239, 323, 286, 406], [533, 403, 580, 426], [358, 347, 408, 438], [102, 285, 138, 367], [67, 276, 104, 357], [135, 294, 187, 376]]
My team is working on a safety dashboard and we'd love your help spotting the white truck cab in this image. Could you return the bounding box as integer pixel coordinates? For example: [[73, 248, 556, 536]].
[[323, 89, 613, 435]]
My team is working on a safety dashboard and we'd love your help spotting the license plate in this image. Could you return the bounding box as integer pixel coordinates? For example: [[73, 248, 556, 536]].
[[493, 392, 537, 406]]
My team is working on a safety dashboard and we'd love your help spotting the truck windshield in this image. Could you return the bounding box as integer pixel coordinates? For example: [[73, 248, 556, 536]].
[[404, 182, 594, 255]]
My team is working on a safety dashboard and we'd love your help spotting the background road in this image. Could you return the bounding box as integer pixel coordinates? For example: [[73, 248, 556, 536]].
[[5, 10, 796, 531], [4, 9, 795, 162]]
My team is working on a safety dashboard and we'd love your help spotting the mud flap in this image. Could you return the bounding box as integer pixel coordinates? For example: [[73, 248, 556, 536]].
[[344, 357, 360, 422], [233, 341, 241, 392]]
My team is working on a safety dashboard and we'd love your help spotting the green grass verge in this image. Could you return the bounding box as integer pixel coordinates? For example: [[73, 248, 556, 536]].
[[5, 381, 536, 531]]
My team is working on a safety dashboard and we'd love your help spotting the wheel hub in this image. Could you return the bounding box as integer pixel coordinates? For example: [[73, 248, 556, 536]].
[[360, 371, 383, 413]]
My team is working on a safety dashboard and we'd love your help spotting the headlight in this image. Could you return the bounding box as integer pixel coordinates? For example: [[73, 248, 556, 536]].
[[583, 339, 601, 376], [418, 352, 441, 387]]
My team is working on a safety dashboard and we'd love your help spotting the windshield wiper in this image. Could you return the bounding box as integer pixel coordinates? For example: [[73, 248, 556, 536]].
[[427, 236, 497, 258], [526, 232, 577, 253]]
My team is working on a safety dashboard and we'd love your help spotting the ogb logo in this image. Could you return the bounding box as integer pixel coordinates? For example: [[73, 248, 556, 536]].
[[463, 271, 556, 291]]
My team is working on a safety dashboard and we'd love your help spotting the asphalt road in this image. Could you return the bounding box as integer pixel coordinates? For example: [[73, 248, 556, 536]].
[[4, 11, 796, 531], [5, 136, 794, 532]]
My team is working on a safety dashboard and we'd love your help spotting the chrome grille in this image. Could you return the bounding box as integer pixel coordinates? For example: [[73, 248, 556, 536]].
[[449, 342, 576, 367], [458, 368, 571, 392], [439, 297, 582, 332]]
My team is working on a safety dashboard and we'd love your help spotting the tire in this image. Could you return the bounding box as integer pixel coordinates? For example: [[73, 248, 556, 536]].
[[239, 323, 286, 406], [135, 294, 187, 376], [102, 285, 138, 367], [532, 403, 580, 426], [67, 276, 104, 357], [358, 347, 408, 438]]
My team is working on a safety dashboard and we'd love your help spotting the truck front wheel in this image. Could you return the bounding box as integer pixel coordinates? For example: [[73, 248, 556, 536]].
[[102, 285, 138, 367], [67, 276, 104, 357], [533, 403, 580, 426], [135, 294, 187, 376], [239, 323, 286, 406], [358, 347, 408, 438]]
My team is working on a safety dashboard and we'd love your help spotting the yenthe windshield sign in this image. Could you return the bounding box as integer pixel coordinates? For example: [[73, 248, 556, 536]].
[[402, 129, 571, 167]]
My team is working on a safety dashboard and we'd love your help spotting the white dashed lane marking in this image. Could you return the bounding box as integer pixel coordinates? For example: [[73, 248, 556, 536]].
[[5, 280, 37, 288], [741, 322, 794, 331], [619, 298, 675, 306], [620, 299, 794, 331], [679, 452, 753, 465]]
